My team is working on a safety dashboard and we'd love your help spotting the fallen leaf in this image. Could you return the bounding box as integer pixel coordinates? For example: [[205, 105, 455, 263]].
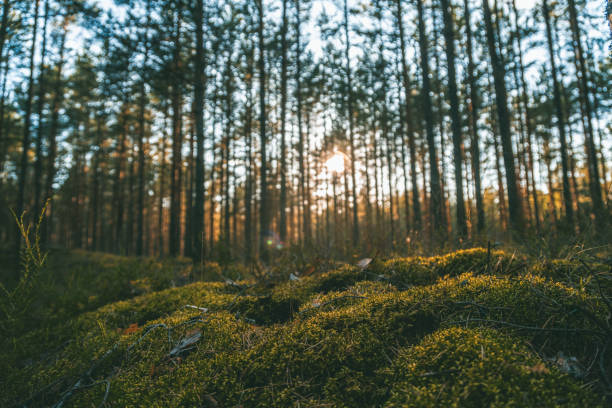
[[550, 351, 583, 378], [169, 330, 202, 357], [185, 304, 209, 313], [149, 364, 158, 377], [527, 362, 549, 375], [302, 265, 316, 276], [123, 323, 139, 335], [357, 258, 372, 269], [201, 394, 219, 407]]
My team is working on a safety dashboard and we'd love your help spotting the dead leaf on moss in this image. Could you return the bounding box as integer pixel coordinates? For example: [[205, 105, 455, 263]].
[[169, 330, 202, 357], [357, 258, 372, 269], [122, 323, 139, 335], [549, 351, 583, 378], [527, 362, 550, 375], [201, 394, 219, 407], [302, 265, 316, 276]]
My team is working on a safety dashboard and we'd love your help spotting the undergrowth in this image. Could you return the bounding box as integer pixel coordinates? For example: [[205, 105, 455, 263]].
[[1, 246, 610, 407], [0, 203, 48, 336]]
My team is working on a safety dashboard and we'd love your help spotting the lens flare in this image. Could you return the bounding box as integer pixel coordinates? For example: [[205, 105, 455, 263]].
[[325, 152, 345, 174]]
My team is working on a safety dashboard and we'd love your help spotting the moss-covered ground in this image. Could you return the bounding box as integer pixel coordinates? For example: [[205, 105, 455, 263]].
[[1, 247, 611, 407]]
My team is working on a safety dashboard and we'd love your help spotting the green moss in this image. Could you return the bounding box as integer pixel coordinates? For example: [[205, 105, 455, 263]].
[[375, 247, 523, 288], [2, 248, 609, 407], [528, 258, 611, 292], [385, 327, 602, 407]]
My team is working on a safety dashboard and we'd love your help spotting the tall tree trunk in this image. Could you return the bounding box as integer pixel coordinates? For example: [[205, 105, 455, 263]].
[[137, 13, 151, 256], [432, 11, 450, 234], [416, 0, 445, 239], [223, 58, 233, 248], [158, 107, 169, 255], [373, 128, 382, 237], [482, 0, 524, 235], [363, 128, 373, 237], [543, 135, 558, 224], [0, 3, 7, 190], [231, 146, 238, 250], [440, 0, 467, 239], [208, 97, 218, 256], [185, 116, 194, 256], [419, 140, 429, 228], [278, 0, 288, 244], [343, 0, 359, 246], [257, 0, 269, 260], [0, 47, 9, 185], [17, 0, 40, 250], [463, 0, 485, 234], [192, 0, 206, 261], [0, 0, 11, 63], [90, 112, 104, 251], [567, 0, 605, 228], [487, 73, 508, 232], [395, 0, 421, 232], [374, 0, 394, 248], [566, 121, 581, 222], [296, 0, 310, 245], [169, 5, 183, 256], [343, 167, 350, 252], [44, 19, 67, 243], [71, 143, 83, 249], [493, 124, 508, 232], [34, 0, 49, 215], [397, 94, 411, 235], [542, 0, 573, 228], [127, 136, 136, 255], [244, 46, 254, 261], [508, 0, 540, 232], [113, 106, 129, 254], [305, 109, 312, 245], [385, 126, 395, 249]]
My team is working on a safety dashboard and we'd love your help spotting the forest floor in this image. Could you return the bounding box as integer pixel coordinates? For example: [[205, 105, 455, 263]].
[[1, 246, 612, 407]]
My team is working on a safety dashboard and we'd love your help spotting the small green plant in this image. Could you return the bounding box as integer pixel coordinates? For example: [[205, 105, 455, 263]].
[[0, 200, 49, 334]]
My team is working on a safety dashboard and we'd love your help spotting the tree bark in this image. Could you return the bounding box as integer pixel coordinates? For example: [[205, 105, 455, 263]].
[[44, 19, 67, 243], [542, 0, 573, 228], [136, 13, 151, 256], [192, 0, 206, 261], [17, 0, 40, 250], [416, 0, 445, 239], [0, 46, 9, 186], [90, 111, 104, 251], [34, 0, 49, 215], [0, 0, 10, 64], [278, 0, 288, 244], [244, 45, 254, 261], [567, 0, 605, 228], [440, 0, 467, 239], [169, 5, 183, 256], [296, 0, 310, 245], [343, 0, 359, 246], [223, 57, 233, 247], [395, 0, 421, 232], [257, 0, 269, 260], [115, 106, 130, 253], [463, 0, 485, 234], [482, 0, 524, 235]]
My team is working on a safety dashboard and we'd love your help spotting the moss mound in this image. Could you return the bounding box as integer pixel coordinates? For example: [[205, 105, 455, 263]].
[[386, 327, 602, 407], [1, 248, 610, 407]]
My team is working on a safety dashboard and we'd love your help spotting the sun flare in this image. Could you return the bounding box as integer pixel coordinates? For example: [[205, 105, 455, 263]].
[[325, 152, 345, 174]]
